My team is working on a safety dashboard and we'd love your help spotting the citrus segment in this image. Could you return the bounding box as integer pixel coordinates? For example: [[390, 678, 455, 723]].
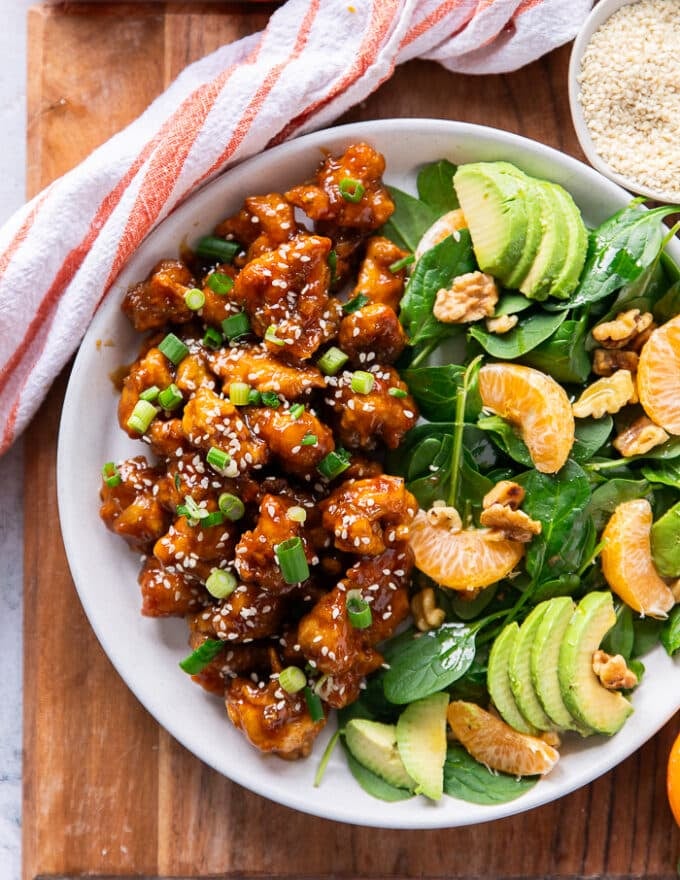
[[638, 314, 680, 434], [409, 510, 524, 591], [478, 362, 575, 473], [415, 209, 467, 260], [600, 498, 675, 618], [667, 730, 680, 826], [447, 700, 559, 777]]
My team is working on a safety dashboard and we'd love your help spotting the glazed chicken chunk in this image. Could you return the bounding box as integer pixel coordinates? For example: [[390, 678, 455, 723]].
[[208, 343, 325, 398], [338, 302, 408, 367], [122, 259, 195, 331], [100, 456, 168, 549], [215, 193, 300, 262], [352, 236, 410, 311]]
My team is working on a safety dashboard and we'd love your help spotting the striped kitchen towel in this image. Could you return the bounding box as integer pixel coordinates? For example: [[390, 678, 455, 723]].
[[0, 0, 592, 453]]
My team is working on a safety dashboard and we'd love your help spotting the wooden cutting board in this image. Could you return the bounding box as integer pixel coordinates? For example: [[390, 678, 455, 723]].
[[23, 3, 680, 878]]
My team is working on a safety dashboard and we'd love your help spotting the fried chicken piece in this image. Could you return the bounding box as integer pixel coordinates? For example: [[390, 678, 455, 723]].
[[226, 675, 325, 759], [249, 406, 335, 480], [337, 302, 408, 367], [118, 346, 174, 437], [188, 583, 286, 642], [138, 556, 208, 617], [285, 143, 394, 232], [147, 418, 187, 459], [185, 631, 273, 695], [153, 513, 237, 582], [235, 494, 316, 593], [208, 343, 325, 397], [324, 365, 418, 450], [231, 233, 342, 361], [352, 236, 409, 311], [342, 455, 384, 481], [314, 669, 365, 709], [215, 193, 299, 262], [122, 259, 194, 331], [297, 545, 413, 679], [99, 456, 169, 549], [321, 475, 417, 556], [182, 387, 268, 472], [154, 451, 246, 512], [174, 351, 217, 395], [198, 266, 240, 326]]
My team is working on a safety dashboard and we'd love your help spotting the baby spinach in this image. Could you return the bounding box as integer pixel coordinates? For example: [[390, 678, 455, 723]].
[[571, 416, 614, 464], [650, 501, 680, 577], [661, 606, 680, 657], [459, 449, 494, 517], [406, 435, 454, 509], [443, 745, 538, 805], [493, 292, 534, 316], [521, 313, 591, 384], [468, 309, 567, 358], [402, 363, 482, 421], [587, 478, 652, 531], [343, 745, 414, 802], [632, 616, 665, 658], [641, 460, 680, 489], [400, 231, 476, 348], [406, 436, 442, 481], [529, 573, 582, 604], [602, 604, 635, 660], [477, 415, 532, 467], [417, 159, 459, 215], [448, 585, 499, 621], [654, 279, 680, 322], [382, 186, 438, 252], [383, 623, 477, 704]]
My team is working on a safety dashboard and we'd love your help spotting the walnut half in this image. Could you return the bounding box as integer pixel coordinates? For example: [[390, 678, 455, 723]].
[[480, 504, 542, 543], [592, 650, 638, 690], [592, 309, 654, 350], [613, 415, 669, 457], [433, 271, 498, 324]]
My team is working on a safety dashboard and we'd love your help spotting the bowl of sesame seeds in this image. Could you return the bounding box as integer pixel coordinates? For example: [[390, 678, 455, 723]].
[[569, 0, 680, 203]]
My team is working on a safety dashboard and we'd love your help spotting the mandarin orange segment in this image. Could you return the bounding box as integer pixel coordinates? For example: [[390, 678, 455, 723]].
[[408, 510, 524, 591], [478, 363, 575, 474], [600, 498, 675, 619], [447, 700, 559, 776], [638, 314, 680, 435], [667, 730, 680, 826]]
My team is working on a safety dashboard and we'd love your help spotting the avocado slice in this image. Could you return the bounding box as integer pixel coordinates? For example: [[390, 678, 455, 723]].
[[651, 500, 680, 577], [453, 162, 530, 283], [509, 602, 557, 731], [559, 592, 633, 735], [344, 719, 415, 791], [531, 597, 592, 736], [518, 181, 567, 301], [549, 183, 588, 300], [504, 174, 543, 289], [487, 622, 538, 735], [396, 692, 449, 801]]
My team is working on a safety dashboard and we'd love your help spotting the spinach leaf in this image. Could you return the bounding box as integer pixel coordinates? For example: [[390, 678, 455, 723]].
[[403, 364, 462, 421], [641, 460, 680, 489], [494, 292, 534, 316], [650, 500, 680, 577], [632, 616, 664, 658], [661, 606, 680, 657], [381, 185, 438, 252], [477, 415, 533, 467], [571, 417, 614, 464], [343, 745, 414, 802], [406, 436, 442, 481], [561, 202, 679, 310], [383, 623, 477, 704], [633, 437, 680, 461], [587, 478, 652, 532], [530, 573, 582, 604], [337, 668, 400, 728], [448, 585, 499, 621], [417, 159, 459, 214], [518, 461, 593, 584], [468, 309, 567, 358], [400, 231, 476, 348], [521, 313, 591, 384], [459, 449, 494, 516], [407, 435, 453, 509], [385, 422, 453, 477], [443, 745, 538, 805], [463, 424, 502, 470], [602, 603, 634, 660], [654, 279, 680, 322]]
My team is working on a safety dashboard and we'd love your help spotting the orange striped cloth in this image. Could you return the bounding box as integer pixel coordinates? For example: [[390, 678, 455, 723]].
[[0, 0, 592, 453]]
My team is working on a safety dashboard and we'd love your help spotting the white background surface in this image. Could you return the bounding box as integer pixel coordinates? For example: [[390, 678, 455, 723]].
[[1, 2, 34, 878]]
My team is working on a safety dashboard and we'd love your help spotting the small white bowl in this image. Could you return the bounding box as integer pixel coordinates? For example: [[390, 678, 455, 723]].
[[569, 0, 678, 203]]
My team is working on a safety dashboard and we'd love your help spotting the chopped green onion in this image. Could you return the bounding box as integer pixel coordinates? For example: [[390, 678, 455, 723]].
[[174, 472, 181, 490], [388, 387, 408, 398], [317, 346, 348, 376], [195, 235, 240, 263], [127, 399, 158, 434], [286, 505, 307, 524], [289, 403, 305, 420], [139, 385, 160, 402], [184, 287, 205, 311], [158, 332, 189, 366], [206, 446, 231, 471], [201, 510, 225, 529], [301, 433, 317, 446], [265, 324, 285, 347], [304, 685, 325, 722], [179, 638, 224, 674], [278, 666, 307, 694], [314, 729, 341, 787], [328, 249, 338, 283], [317, 449, 351, 480], [205, 568, 237, 599], [202, 326, 223, 350], [101, 462, 121, 488], [222, 312, 250, 341], [207, 272, 234, 295], [218, 493, 245, 521], [247, 389, 262, 405], [342, 293, 369, 314], [351, 370, 375, 394], [275, 536, 310, 584], [158, 383, 183, 410], [339, 177, 365, 203], [177, 495, 209, 526], [389, 254, 415, 273], [261, 391, 281, 408], [346, 589, 372, 629], [229, 382, 251, 406]]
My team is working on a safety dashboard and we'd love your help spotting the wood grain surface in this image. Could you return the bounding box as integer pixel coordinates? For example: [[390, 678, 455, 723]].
[[22, 3, 680, 879]]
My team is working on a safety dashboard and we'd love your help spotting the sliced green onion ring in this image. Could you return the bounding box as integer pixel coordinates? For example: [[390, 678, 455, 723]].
[[265, 324, 285, 347], [304, 686, 325, 722], [139, 385, 160, 402], [338, 177, 365, 203], [388, 387, 408, 398], [317, 346, 348, 376], [206, 446, 230, 471], [346, 589, 372, 629], [201, 511, 225, 529], [202, 326, 223, 350], [278, 666, 307, 694], [301, 434, 318, 446], [261, 391, 281, 408], [127, 399, 158, 434], [229, 382, 251, 406], [317, 449, 351, 480], [205, 569, 237, 599], [218, 493, 245, 521], [195, 235, 240, 263], [247, 388, 262, 405], [222, 311, 250, 341], [351, 370, 375, 394], [342, 293, 369, 314], [389, 254, 415, 273], [101, 461, 122, 488], [286, 505, 307, 524], [275, 536, 310, 584], [158, 383, 183, 410], [207, 272, 234, 295], [184, 287, 206, 311], [158, 332, 189, 366], [179, 638, 224, 674]]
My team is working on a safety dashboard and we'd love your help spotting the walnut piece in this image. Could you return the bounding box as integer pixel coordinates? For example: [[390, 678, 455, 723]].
[[613, 415, 669, 457], [426, 503, 462, 532], [572, 370, 636, 419], [433, 271, 498, 324], [479, 504, 542, 543], [411, 587, 445, 632], [592, 348, 639, 377], [592, 650, 638, 690], [482, 480, 525, 511], [592, 309, 654, 350], [485, 314, 518, 334]]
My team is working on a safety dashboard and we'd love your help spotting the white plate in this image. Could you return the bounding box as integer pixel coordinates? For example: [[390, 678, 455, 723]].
[[58, 118, 680, 829]]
